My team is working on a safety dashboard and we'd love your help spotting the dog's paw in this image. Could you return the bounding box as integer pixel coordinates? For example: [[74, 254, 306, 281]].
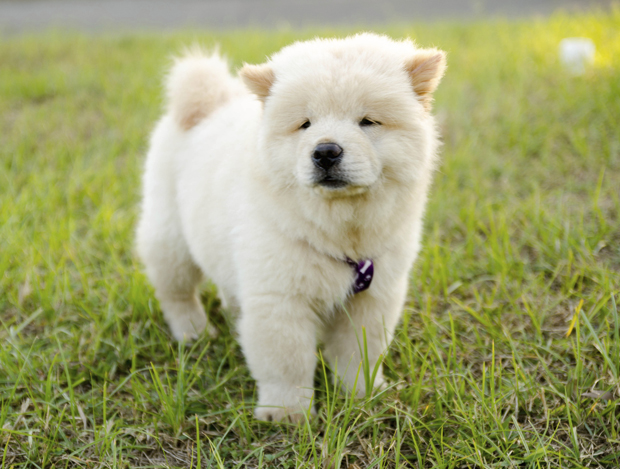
[[170, 318, 218, 343], [255, 405, 316, 424], [161, 298, 217, 342]]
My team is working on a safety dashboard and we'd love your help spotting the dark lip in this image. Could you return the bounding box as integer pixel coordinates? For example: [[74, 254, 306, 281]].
[[317, 176, 349, 189]]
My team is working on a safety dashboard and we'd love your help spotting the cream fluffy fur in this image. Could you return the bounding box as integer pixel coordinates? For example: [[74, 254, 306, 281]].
[[136, 34, 446, 422]]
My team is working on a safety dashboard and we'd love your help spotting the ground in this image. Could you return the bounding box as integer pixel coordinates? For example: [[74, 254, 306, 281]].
[[1, 8, 620, 469]]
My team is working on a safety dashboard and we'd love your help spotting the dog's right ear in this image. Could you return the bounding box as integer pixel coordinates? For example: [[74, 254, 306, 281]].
[[239, 63, 275, 102]]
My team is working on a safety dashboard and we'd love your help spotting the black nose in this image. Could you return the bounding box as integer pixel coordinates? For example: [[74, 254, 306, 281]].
[[312, 143, 343, 171]]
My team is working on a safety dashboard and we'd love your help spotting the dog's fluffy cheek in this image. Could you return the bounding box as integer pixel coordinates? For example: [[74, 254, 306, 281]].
[[375, 129, 435, 185], [289, 138, 317, 187], [258, 134, 301, 188], [338, 138, 382, 187]]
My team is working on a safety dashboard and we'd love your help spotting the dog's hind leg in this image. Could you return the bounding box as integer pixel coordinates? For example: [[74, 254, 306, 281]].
[[137, 211, 216, 341], [137, 211, 215, 342], [136, 122, 215, 342]]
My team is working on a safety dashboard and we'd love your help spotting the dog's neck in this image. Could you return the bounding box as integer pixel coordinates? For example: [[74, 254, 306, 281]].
[[250, 163, 427, 261], [285, 183, 418, 261]]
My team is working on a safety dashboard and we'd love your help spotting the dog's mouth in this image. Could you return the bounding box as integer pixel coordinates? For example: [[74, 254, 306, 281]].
[[312, 174, 369, 198], [317, 175, 349, 189], [313, 167, 350, 188]]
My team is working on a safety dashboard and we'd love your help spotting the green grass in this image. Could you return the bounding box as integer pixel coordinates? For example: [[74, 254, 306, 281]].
[[1, 8, 620, 468]]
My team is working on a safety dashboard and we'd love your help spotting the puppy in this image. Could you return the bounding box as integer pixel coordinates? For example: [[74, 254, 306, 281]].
[[136, 34, 446, 422]]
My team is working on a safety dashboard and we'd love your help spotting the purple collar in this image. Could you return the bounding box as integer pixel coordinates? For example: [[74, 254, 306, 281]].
[[346, 257, 374, 294]]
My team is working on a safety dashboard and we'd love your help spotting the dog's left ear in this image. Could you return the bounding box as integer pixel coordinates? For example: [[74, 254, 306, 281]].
[[405, 49, 447, 111], [239, 63, 275, 103]]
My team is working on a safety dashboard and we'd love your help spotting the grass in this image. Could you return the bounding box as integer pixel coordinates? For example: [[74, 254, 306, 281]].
[[1, 7, 620, 468]]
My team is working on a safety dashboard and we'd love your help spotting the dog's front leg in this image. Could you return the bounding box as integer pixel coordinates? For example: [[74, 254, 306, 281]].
[[323, 275, 409, 397], [238, 294, 317, 422]]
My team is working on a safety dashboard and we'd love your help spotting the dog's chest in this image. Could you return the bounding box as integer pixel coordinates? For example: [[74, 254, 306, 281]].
[[303, 254, 372, 317]]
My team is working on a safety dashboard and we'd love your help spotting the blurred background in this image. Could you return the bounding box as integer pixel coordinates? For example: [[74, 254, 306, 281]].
[[0, 0, 615, 33]]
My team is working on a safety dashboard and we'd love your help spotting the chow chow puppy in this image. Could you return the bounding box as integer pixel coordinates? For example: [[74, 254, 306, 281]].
[[136, 33, 446, 422]]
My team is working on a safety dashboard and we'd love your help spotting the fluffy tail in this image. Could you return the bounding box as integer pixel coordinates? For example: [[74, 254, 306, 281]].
[[166, 48, 239, 131]]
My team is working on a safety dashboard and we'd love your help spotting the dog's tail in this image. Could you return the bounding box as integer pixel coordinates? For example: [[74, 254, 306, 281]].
[[166, 47, 240, 131]]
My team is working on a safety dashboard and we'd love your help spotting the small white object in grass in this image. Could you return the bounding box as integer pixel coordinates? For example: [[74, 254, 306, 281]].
[[559, 38, 595, 75]]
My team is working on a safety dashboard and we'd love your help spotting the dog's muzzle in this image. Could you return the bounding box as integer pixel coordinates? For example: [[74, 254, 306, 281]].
[[312, 143, 348, 188]]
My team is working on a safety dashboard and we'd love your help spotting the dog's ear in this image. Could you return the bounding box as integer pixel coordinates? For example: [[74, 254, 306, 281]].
[[239, 63, 275, 102], [405, 49, 446, 111]]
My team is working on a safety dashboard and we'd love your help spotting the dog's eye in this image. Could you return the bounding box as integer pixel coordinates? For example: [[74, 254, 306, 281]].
[[299, 120, 311, 129], [360, 117, 380, 127]]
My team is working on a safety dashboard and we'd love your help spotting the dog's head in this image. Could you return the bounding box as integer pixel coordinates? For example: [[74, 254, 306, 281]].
[[240, 34, 446, 199]]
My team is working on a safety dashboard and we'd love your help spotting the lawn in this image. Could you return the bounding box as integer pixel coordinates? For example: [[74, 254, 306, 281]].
[[1, 8, 619, 468]]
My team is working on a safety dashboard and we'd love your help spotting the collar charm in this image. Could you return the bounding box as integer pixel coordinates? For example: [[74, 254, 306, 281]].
[[346, 257, 374, 294]]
